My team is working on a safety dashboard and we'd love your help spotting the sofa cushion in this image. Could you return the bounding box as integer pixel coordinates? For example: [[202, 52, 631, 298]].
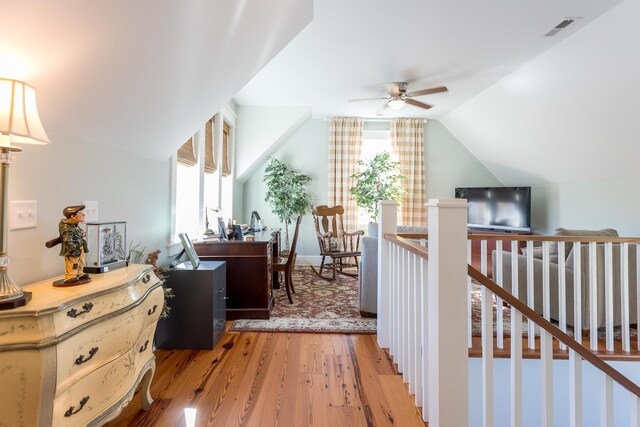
[[551, 228, 618, 260], [520, 246, 559, 264], [367, 222, 428, 237]]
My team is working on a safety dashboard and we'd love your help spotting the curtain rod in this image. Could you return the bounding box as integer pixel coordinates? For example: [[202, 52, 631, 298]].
[[319, 117, 426, 123]]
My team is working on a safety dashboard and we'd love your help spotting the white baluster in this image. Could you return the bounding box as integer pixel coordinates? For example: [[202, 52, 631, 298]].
[[482, 286, 494, 427], [400, 248, 407, 378], [569, 350, 583, 427], [543, 241, 551, 321], [574, 242, 583, 343], [631, 396, 640, 427], [541, 240, 553, 427], [511, 241, 522, 427], [468, 239, 473, 348], [395, 243, 401, 364], [601, 374, 613, 427], [589, 241, 598, 351], [481, 239, 487, 276], [622, 242, 630, 352], [605, 242, 614, 352], [412, 252, 421, 405], [558, 241, 567, 351], [496, 240, 504, 349], [637, 244, 640, 352], [406, 251, 414, 391], [420, 256, 429, 422], [527, 241, 535, 350]]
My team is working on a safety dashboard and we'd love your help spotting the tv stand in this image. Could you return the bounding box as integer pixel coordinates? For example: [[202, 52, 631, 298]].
[[468, 229, 532, 278]]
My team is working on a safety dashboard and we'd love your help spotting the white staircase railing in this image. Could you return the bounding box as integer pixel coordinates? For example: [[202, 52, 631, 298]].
[[377, 199, 640, 427]]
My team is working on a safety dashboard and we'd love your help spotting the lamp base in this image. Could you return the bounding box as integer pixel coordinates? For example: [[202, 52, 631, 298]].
[[0, 291, 31, 310]]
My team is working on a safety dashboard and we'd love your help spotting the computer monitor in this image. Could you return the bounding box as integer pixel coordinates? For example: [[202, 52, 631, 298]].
[[232, 224, 243, 241]]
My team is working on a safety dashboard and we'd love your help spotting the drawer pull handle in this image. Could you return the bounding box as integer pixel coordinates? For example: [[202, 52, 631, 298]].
[[74, 347, 99, 365], [147, 304, 158, 316], [217, 288, 224, 294], [140, 340, 149, 353], [67, 303, 94, 318], [142, 273, 151, 284], [64, 396, 89, 417]]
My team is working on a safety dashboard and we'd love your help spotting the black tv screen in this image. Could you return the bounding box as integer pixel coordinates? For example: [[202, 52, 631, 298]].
[[454, 187, 531, 232]]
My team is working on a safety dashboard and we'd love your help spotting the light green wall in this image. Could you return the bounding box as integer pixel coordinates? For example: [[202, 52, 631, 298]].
[[243, 118, 329, 255], [425, 120, 502, 198], [11, 131, 171, 285], [531, 179, 640, 236], [241, 119, 501, 256]]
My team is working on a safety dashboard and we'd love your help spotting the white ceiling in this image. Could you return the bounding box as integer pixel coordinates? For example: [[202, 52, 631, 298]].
[[234, 0, 623, 119], [0, 0, 312, 160]]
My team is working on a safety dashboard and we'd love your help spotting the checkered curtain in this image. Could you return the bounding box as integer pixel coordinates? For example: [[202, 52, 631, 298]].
[[391, 118, 427, 226], [328, 117, 363, 233]]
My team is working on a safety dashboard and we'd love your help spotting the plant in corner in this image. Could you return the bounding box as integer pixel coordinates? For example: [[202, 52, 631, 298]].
[[263, 157, 312, 250], [349, 151, 405, 223]]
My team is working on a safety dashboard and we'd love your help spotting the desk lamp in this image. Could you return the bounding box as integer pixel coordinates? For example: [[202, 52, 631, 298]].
[[0, 78, 50, 309]]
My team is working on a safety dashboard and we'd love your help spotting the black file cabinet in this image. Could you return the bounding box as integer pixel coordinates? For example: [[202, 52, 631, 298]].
[[155, 260, 226, 349]]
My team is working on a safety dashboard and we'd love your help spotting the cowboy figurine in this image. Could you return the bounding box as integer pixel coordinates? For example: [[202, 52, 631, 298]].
[[46, 205, 91, 284]]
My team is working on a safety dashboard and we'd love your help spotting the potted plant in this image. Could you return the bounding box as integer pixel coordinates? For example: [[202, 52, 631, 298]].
[[350, 151, 405, 223], [263, 157, 312, 250]]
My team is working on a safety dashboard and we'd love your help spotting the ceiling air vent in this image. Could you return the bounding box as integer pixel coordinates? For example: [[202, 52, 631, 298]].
[[544, 18, 580, 37]]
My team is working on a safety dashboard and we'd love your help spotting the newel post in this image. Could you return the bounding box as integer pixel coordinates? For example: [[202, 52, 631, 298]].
[[377, 200, 398, 348], [427, 199, 469, 427]]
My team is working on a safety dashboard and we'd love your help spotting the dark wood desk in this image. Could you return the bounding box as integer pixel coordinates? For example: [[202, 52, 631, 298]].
[[194, 229, 280, 320]]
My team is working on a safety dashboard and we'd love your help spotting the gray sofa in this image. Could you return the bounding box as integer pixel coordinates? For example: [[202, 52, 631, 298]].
[[492, 228, 638, 329], [359, 224, 428, 316]]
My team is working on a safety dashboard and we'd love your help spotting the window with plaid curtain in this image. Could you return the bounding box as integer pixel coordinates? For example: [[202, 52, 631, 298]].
[[391, 118, 427, 226], [328, 117, 363, 233]]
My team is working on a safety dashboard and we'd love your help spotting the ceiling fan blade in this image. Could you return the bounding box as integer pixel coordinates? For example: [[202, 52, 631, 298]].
[[348, 97, 389, 102], [406, 86, 448, 97], [406, 99, 432, 110]]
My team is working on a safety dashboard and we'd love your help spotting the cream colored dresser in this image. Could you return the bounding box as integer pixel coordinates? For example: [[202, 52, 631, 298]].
[[0, 264, 164, 426]]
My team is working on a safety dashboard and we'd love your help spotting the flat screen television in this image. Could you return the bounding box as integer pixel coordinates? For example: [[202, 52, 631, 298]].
[[454, 187, 532, 232]]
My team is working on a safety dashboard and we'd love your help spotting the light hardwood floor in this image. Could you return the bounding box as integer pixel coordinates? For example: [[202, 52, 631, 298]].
[[106, 331, 426, 427]]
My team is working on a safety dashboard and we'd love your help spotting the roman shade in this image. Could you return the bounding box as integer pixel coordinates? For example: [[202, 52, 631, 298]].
[[177, 137, 197, 167]]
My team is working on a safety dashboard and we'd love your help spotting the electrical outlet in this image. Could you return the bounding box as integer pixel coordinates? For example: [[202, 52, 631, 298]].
[[83, 201, 99, 223], [10, 200, 37, 230]]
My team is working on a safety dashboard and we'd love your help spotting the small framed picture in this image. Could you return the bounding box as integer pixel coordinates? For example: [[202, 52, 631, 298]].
[[178, 232, 200, 269]]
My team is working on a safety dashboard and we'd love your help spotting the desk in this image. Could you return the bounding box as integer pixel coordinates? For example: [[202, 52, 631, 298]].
[[194, 229, 279, 319]]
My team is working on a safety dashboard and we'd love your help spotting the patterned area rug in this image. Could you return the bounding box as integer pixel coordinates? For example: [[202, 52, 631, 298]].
[[230, 265, 377, 334], [469, 282, 638, 340]]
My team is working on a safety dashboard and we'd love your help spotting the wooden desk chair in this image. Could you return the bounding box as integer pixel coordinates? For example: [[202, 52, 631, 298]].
[[311, 205, 364, 280], [273, 216, 302, 304]]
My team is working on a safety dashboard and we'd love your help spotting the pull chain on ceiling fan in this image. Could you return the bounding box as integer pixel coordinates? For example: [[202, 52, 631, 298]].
[[348, 82, 448, 111]]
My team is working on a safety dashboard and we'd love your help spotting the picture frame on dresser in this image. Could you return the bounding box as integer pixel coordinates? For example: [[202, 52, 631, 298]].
[[178, 232, 200, 269]]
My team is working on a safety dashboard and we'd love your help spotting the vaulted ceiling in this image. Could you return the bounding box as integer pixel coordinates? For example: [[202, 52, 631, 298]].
[[1, 0, 634, 185], [0, 0, 312, 160]]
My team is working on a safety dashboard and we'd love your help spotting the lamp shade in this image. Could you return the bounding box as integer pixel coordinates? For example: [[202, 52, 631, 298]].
[[0, 78, 50, 147], [387, 98, 405, 110]]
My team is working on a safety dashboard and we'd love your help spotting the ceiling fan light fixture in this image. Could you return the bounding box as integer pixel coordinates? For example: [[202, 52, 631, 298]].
[[388, 98, 405, 110]]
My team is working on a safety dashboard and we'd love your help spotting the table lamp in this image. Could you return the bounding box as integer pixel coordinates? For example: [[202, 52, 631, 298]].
[[0, 78, 50, 309]]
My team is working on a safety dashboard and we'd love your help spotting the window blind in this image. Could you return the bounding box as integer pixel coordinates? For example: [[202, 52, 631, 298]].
[[177, 137, 197, 167], [222, 121, 231, 177], [204, 118, 216, 174]]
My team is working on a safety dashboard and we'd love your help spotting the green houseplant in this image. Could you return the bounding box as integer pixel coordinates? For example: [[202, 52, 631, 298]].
[[350, 152, 405, 223], [263, 157, 312, 250]]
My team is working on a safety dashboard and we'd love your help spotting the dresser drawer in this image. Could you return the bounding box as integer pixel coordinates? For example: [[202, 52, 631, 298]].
[[55, 285, 164, 395], [52, 352, 137, 427], [52, 271, 159, 337]]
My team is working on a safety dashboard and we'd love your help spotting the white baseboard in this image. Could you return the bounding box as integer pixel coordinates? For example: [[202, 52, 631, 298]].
[[296, 255, 322, 265]]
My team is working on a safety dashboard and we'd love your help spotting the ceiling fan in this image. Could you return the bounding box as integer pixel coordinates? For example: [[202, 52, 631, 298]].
[[348, 82, 448, 111]]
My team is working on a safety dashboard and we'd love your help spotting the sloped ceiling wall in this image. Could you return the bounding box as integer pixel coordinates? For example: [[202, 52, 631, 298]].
[[0, 0, 312, 161], [442, 0, 640, 185]]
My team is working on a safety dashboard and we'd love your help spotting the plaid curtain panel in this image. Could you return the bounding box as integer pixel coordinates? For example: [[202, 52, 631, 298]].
[[328, 117, 363, 233], [391, 118, 427, 226]]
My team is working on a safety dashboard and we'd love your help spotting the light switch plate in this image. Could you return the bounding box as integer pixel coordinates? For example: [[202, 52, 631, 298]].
[[83, 201, 99, 223], [10, 200, 37, 230]]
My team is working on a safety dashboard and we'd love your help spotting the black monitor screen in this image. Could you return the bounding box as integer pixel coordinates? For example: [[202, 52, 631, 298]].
[[455, 187, 531, 232]]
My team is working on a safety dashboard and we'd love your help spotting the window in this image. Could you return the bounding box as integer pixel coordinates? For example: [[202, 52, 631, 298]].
[[171, 108, 236, 253], [356, 127, 394, 228]]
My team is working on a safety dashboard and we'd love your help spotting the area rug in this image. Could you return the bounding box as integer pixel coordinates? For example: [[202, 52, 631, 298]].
[[229, 265, 377, 334]]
